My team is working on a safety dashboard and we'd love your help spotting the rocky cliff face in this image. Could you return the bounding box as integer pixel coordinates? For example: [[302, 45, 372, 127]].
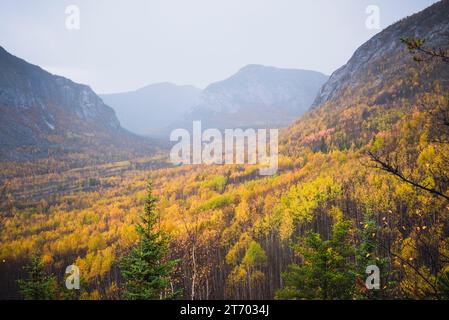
[[0, 46, 149, 160], [283, 0, 449, 154], [178, 65, 328, 130], [312, 0, 449, 108]]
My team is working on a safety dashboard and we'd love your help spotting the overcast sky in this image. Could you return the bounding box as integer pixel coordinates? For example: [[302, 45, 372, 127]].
[[0, 0, 439, 93]]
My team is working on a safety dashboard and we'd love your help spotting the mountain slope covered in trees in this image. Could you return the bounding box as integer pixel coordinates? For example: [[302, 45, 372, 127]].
[[284, 0, 449, 154]]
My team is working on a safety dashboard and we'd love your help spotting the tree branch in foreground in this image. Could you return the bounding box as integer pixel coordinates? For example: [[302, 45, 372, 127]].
[[368, 151, 449, 202]]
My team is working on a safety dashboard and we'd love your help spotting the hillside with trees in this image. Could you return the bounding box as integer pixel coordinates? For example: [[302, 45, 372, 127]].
[[0, 0, 449, 300]]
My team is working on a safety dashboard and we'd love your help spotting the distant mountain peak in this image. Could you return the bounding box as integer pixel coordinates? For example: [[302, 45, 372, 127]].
[[176, 65, 329, 129], [100, 82, 202, 136]]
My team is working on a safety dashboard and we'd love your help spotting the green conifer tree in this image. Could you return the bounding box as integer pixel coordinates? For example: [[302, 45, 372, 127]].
[[120, 180, 180, 299], [276, 220, 356, 300], [18, 253, 57, 300]]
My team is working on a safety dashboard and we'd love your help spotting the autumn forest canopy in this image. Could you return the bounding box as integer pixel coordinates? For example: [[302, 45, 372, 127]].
[[1, 0, 449, 302]]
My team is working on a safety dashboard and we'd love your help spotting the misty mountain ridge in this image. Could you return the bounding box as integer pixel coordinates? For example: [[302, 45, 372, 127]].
[[0, 44, 328, 162], [0, 46, 152, 161], [168, 64, 328, 132], [102, 65, 328, 136], [100, 82, 201, 136]]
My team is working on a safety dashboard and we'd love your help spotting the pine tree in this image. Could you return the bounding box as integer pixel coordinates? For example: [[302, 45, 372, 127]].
[[120, 180, 180, 299], [275, 220, 356, 300], [17, 253, 57, 300]]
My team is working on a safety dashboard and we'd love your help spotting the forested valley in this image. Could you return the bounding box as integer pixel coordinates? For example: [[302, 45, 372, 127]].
[[1, 0, 449, 301]]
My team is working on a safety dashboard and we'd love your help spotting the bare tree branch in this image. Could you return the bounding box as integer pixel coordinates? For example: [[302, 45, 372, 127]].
[[368, 151, 449, 202]]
